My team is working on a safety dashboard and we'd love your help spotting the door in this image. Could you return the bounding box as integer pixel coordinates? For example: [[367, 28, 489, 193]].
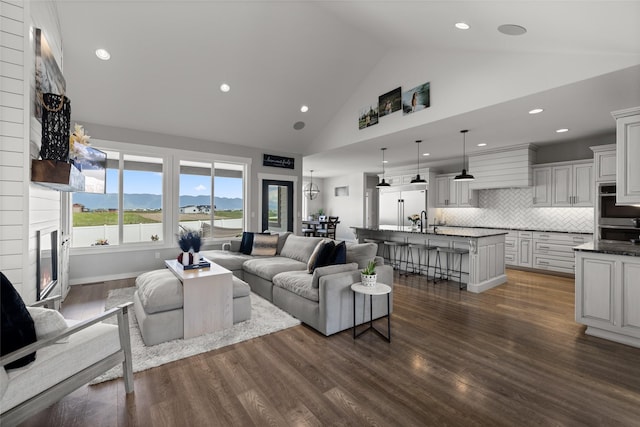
[[435, 176, 449, 207], [532, 167, 552, 206], [379, 190, 401, 227], [573, 163, 593, 206], [262, 180, 293, 233], [552, 165, 573, 206]]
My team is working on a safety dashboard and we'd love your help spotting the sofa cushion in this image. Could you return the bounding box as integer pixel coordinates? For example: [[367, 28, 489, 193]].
[[136, 269, 183, 314], [280, 235, 324, 263], [272, 271, 319, 302], [311, 262, 359, 288], [242, 257, 308, 281], [1, 272, 37, 369], [252, 233, 278, 256], [307, 240, 328, 273], [27, 307, 68, 342], [232, 276, 251, 298], [0, 367, 8, 401], [275, 231, 292, 255], [345, 242, 378, 268], [200, 249, 253, 272]]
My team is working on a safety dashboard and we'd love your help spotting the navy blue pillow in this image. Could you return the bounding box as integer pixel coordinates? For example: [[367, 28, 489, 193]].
[[311, 241, 335, 272], [239, 232, 255, 255], [330, 241, 347, 265], [1, 272, 37, 369]]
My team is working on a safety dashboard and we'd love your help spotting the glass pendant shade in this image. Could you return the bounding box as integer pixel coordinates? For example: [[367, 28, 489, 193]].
[[410, 140, 426, 184], [304, 170, 320, 200], [376, 147, 391, 188], [454, 130, 475, 182]]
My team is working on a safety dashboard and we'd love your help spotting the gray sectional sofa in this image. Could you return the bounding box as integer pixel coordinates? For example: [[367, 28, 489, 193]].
[[200, 233, 393, 336]]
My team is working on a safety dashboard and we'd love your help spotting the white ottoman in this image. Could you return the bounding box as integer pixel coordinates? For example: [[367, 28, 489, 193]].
[[133, 269, 251, 346]]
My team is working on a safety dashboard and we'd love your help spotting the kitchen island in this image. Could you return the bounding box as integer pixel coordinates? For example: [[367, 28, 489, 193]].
[[352, 226, 507, 293], [574, 241, 640, 348]]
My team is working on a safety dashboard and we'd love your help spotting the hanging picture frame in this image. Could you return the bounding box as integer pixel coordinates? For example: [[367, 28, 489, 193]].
[[34, 28, 66, 124], [402, 82, 430, 115]]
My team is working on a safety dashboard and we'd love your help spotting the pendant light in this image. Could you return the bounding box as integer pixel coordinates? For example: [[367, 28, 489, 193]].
[[304, 170, 320, 200], [376, 148, 391, 188], [410, 140, 426, 183], [454, 129, 475, 181]]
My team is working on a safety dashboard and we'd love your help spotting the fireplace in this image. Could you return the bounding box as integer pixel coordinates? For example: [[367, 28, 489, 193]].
[[37, 229, 58, 300]]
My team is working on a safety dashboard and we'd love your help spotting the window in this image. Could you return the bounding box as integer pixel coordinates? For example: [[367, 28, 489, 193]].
[[179, 161, 244, 239], [71, 151, 164, 247]]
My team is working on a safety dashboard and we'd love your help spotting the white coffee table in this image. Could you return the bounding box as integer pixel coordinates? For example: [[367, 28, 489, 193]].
[[351, 282, 392, 342], [165, 258, 233, 339]]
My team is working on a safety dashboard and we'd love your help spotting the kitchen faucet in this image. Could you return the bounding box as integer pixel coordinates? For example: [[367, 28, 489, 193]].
[[420, 210, 428, 233]]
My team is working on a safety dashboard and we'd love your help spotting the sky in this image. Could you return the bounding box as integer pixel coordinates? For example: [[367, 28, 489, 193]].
[[105, 170, 242, 198]]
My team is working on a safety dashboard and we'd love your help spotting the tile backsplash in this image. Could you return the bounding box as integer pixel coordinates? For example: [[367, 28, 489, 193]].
[[440, 187, 594, 233]]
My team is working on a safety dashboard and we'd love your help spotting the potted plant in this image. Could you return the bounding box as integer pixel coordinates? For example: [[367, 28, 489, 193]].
[[177, 230, 193, 266], [189, 231, 202, 264], [361, 260, 377, 287]]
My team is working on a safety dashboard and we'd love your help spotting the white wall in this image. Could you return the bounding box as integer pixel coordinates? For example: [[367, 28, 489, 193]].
[[312, 47, 640, 152], [321, 172, 365, 242]]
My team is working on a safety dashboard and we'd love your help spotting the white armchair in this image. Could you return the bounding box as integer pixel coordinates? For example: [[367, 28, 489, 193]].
[[0, 296, 134, 426]]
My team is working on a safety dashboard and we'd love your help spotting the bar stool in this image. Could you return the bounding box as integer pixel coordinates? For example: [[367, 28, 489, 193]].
[[406, 243, 438, 278], [383, 240, 408, 272], [434, 247, 469, 289]]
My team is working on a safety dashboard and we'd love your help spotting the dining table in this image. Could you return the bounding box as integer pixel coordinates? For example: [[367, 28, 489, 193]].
[[301, 219, 340, 237]]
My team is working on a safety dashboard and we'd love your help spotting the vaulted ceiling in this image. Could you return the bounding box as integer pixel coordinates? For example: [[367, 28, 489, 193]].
[[56, 1, 640, 177]]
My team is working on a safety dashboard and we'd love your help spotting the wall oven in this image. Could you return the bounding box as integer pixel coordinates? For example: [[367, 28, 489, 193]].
[[598, 184, 640, 242]]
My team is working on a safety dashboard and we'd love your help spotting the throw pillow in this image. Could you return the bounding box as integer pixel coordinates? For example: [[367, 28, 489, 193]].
[[307, 240, 326, 273], [330, 241, 347, 265], [252, 233, 279, 256], [27, 306, 69, 342], [310, 240, 335, 273], [239, 232, 255, 255], [1, 272, 37, 369]]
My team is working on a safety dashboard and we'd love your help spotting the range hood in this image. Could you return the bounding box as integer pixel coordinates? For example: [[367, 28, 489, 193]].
[[31, 159, 85, 192]]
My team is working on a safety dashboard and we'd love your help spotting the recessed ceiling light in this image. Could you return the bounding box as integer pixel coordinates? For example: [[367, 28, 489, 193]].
[[455, 22, 470, 30], [220, 83, 230, 93], [300, 105, 309, 113], [556, 128, 569, 133], [95, 48, 110, 60], [383, 160, 388, 163], [477, 143, 487, 147], [422, 153, 430, 156], [529, 108, 544, 114], [498, 24, 527, 36]]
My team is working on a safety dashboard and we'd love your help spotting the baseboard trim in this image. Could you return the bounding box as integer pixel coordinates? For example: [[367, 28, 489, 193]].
[[69, 271, 146, 286]]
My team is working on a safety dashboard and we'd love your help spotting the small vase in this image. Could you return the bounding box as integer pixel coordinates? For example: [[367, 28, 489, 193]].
[[361, 273, 377, 287], [411, 224, 419, 231], [181, 251, 190, 266]]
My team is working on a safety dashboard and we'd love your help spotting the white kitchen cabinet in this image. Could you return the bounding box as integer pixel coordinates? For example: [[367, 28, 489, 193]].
[[533, 161, 593, 207], [575, 250, 640, 347], [591, 144, 617, 183], [518, 231, 533, 267], [435, 173, 478, 207], [532, 167, 552, 206], [533, 231, 592, 275], [612, 107, 640, 204]]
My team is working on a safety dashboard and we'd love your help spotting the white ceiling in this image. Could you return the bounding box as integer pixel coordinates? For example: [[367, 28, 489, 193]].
[[55, 1, 640, 178]]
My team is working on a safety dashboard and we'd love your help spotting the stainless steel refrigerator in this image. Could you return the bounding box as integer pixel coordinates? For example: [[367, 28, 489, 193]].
[[378, 186, 427, 230]]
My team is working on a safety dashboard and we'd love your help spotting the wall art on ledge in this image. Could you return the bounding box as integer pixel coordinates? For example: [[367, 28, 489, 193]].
[[34, 28, 66, 124], [358, 102, 379, 129], [73, 146, 107, 194], [263, 154, 294, 169], [403, 82, 430, 115], [378, 87, 401, 118]]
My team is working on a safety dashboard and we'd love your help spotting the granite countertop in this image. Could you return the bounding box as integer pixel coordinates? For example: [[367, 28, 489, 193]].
[[573, 241, 640, 257], [442, 224, 593, 235], [352, 226, 508, 238]]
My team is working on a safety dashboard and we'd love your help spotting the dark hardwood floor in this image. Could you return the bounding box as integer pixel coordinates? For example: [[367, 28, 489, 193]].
[[20, 270, 640, 426]]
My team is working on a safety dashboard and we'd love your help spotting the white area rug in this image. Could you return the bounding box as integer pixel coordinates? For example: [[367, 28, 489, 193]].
[[90, 287, 301, 384]]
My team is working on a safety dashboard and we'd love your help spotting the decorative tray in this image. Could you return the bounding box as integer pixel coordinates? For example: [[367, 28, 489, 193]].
[[183, 261, 211, 270]]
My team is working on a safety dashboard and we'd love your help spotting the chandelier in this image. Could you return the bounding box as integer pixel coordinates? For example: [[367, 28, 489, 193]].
[[304, 169, 320, 200]]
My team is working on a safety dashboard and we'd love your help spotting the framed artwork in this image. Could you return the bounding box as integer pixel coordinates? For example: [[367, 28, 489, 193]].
[[72, 146, 107, 193], [378, 87, 401, 117], [358, 102, 379, 129], [34, 28, 66, 124], [402, 82, 430, 115], [263, 154, 295, 169]]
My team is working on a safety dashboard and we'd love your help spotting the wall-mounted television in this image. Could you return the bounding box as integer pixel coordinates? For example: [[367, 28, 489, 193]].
[[37, 229, 58, 300]]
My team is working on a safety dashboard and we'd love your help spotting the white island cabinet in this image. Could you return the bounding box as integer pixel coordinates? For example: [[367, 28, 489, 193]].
[[575, 242, 640, 348]]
